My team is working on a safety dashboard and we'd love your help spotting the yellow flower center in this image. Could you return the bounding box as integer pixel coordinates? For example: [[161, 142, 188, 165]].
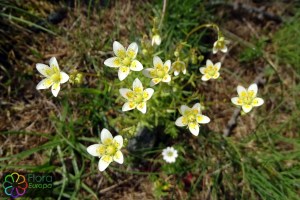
[[122, 57, 131, 66], [204, 65, 218, 76], [216, 37, 225, 49], [172, 61, 185, 72], [167, 151, 173, 157], [126, 87, 149, 105], [51, 73, 61, 83], [151, 65, 168, 78], [240, 91, 255, 105], [182, 109, 198, 125], [98, 138, 120, 157], [135, 93, 143, 103], [106, 145, 117, 156]]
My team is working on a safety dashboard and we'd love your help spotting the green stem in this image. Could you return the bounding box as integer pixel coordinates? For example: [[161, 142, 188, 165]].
[[185, 23, 220, 41], [82, 72, 100, 77], [158, 0, 168, 29]]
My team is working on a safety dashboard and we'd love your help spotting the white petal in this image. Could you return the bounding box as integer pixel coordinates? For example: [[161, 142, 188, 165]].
[[36, 78, 53, 90], [98, 156, 112, 171], [188, 123, 199, 136], [182, 68, 187, 74], [231, 97, 242, 105], [113, 41, 126, 58], [212, 47, 218, 54], [221, 46, 228, 53], [137, 102, 147, 114], [237, 85, 246, 96], [199, 67, 206, 74], [206, 59, 213, 67], [119, 88, 132, 99], [101, 128, 113, 143], [215, 62, 221, 70], [162, 74, 171, 83], [201, 75, 210, 81], [153, 56, 163, 68], [197, 114, 210, 124], [252, 97, 264, 107], [192, 103, 201, 112], [113, 135, 123, 149], [126, 42, 138, 59], [164, 60, 171, 71], [132, 78, 143, 90], [151, 37, 155, 46], [175, 116, 185, 127], [174, 70, 179, 76], [152, 35, 161, 46], [104, 57, 121, 68], [51, 82, 60, 97], [36, 63, 52, 77], [144, 88, 154, 100], [150, 78, 161, 86], [122, 102, 136, 111], [242, 105, 253, 113], [60, 72, 69, 84], [49, 57, 59, 69], [87, 144, 101, 157], [113, 151, 124, 164], [248, 83, 258, 96], [118, 67, 130, 81], [143, 68, 153, 78], [180, 105, 190, 115], [130, 60, 143, 71], [213, 72, 220, 79]]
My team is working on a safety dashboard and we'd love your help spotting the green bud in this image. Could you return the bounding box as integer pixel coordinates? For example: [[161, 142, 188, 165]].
[[69, 70, 83, 84], [174, 51, 179, 57], [198, 55, 204, 62], [191, 55, 197, 64], [142, 49, 148, 55]]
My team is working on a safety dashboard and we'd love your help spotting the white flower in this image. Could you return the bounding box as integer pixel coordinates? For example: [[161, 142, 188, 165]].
[[175, 103, 210, 136], [199, 59, 221, 81], [104, 41, 143, 81], [119, 78, 154, 114], [231, 83, 264, 113], [143, 56, 171, 86], [87, 128, 124, 172], [213, 37, 230, 54], [36, 57, 69, 97], [171, 60, 186, 76], [162, 147, 178, 163], [151, 34, 161, 46]]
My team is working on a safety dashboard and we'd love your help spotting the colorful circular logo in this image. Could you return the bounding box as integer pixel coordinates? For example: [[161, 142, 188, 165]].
[[3, 172, 28, 198]]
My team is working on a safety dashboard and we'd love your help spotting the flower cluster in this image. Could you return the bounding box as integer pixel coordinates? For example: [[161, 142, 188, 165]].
[[35, 26, 265, 170]]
